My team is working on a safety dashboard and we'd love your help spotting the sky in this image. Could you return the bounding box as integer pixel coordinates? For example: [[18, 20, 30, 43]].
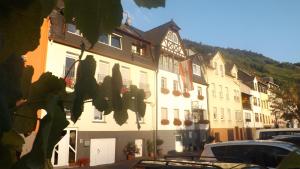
[[122, 0, 300, 63]]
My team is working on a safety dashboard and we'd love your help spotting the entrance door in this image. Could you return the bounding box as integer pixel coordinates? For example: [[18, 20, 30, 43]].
[[51, 128, 77, 167], [135, 139, 143, 157], [175, 135, 183, 152], [90, 138, 116, 166]]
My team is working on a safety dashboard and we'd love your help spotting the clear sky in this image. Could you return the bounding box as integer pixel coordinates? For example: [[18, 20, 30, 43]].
[[122, 0, 300, 63]]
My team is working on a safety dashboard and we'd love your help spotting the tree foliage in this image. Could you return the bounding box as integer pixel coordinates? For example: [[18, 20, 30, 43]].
[[0, 1, 165, 169]]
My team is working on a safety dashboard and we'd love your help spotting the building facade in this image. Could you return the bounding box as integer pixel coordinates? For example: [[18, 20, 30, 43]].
[[203, 52, 243, 141]]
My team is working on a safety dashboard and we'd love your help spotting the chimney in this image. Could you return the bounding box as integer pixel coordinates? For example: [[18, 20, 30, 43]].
[[125, 15, 132, 26]]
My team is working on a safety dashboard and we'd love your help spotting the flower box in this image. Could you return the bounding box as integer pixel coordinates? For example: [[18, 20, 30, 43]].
[[198, 119, 209, 124], [161, 88, 170, 94], [161, 119, 169, 125], [172, 90, 181, 96], [198, 95, 204, 100], [184, 119, 193, 126], [183, 92, 190, 98], [65, 77, 75, 88], [173, 118, 182, 126]]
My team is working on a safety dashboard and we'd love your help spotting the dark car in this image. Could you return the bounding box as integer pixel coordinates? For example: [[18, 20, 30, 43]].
[[271, 135, 300, 147], [132, 159, 267, 169]]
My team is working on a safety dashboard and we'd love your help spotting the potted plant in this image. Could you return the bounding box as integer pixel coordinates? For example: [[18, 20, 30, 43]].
[[172, 90, 181, 96], [198, 119, 209, 124], [183, 92, 190, 98], [198, 95, 204, 100], [123, 142, 139, 160], [146, 140, 154, 158], [173, 118, 182, 126], [184, 119, 193, 126], [161, 119, 169, 125], [161, 88, 170, 94]]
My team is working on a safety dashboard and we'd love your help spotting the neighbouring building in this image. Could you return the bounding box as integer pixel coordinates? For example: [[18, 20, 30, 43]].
[[257, 78, 273, 128], [144, 20, 208, 153], [25, 8, 157, 167], [201, 52, 243, 142]]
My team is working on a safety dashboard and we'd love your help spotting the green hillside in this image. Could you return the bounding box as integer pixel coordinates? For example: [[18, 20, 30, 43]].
[[184, 39, 300, 89]]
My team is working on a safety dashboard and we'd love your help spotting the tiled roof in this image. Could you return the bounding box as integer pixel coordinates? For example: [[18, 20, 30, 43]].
[[144, 20, 180, 45]]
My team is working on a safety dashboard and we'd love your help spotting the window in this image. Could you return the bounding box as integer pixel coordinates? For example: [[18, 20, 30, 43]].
[[220, 65, 224, 77], [93, 108, 105, 122], [197, 86, 202, 96], [220, 108, 224, 120], [213, 107, 217, 120], [253, 97, 257, 106], [131, 44, 145, 55], [97, 61, 110, 83], [227, 108, 231, 121], [174, 109, 179, 119], [225, 87, 229, 100], [212, 83, 216, 98], [173, 60, 179, 73], [121, 66, 131, 87], [214, 62, 218, 75], [161, 77, 167, 89], [161, 108, 168, 120], [98, 34, 109, 44], [235, 111, 242, 121], [184, 110, 191, 120], [258, 98, 260, 106], [245, 113, 251, 122], [193, 64, 201, 76], [98, 33, 122, 49], [173, 80, 179, 91], [219, 85, 223, 98], [64, 57, 76, 88], [66, 23, 80, 35], [111, 34, 121, 48], [255, 113, 259, 122]]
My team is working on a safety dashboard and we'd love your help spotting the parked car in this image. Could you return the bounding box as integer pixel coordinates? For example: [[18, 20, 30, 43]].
[[132, 159, 267, 169], [271, 135, 300, 147], [200, 140, 300, 169], [255, 128, 300, 140]]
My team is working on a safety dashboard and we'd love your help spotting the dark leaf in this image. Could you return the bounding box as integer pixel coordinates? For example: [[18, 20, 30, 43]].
[[72, 55, 97, 122], [137, 89, 146, 118], [15, 95, 69, 169], [0, 130, 25, 168], [12, 103, 38, 135], [29, 72, 65, 103], [113, 109, 128, 126], [21, 66, 34, 99], [0, 55, 24, 137], [111, 64, 123, 111], [64, 0, 123, 46], [0, 0, 44, 63], [93, 76, 113, 115], [134, 0, 165, 9]]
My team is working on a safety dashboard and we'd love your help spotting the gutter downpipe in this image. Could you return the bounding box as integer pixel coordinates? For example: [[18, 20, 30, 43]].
[[154, 69, 158, 160]]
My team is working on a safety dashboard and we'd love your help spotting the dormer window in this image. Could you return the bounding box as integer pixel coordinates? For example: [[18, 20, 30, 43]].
[[193, 64, 201, 76], [66, 23, 80, 36], [99, 34, 109, 44], [98, 33, 122, 49], [131, 44, 145, 56]]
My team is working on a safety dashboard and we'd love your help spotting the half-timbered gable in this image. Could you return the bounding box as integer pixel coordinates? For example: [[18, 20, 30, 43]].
[[161, 30, 185, 58]]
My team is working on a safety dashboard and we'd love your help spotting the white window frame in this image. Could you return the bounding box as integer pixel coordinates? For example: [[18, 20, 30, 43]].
[[93, 108, 105, 122], [213, 107, 217, 120], [97, 60, 110, 83], [220, 108, 225, 120], [161, 108, 168, 120], [98, 33, 122, 50]]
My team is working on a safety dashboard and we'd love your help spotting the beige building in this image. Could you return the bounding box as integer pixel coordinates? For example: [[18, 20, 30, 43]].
[[202, 52, 243, 141]]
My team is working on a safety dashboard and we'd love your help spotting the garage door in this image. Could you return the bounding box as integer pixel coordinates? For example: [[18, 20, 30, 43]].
[[90, 138, 116, 166]]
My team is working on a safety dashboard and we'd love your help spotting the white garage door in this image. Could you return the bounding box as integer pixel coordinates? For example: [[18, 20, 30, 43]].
[[90, 138, 116, 166]]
